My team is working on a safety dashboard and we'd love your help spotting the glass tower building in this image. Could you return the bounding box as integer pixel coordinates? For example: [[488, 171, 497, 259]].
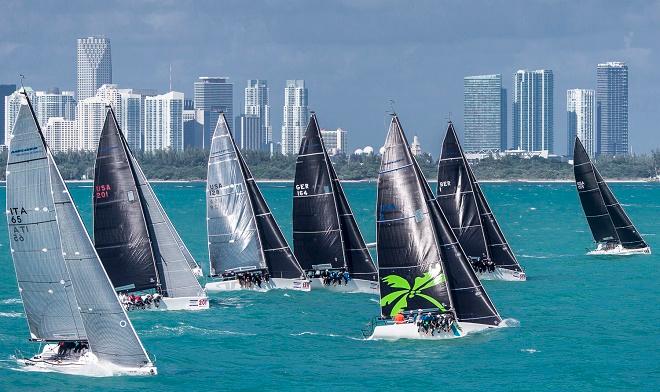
[[281, 80, 308, 155], [76, 37, 112, 101], [463, 74, 507, 151], [512, 69, 554, 153], [597, 62, 628, 156], [194, 77, 233, 149], [567, 89, 595, 157]]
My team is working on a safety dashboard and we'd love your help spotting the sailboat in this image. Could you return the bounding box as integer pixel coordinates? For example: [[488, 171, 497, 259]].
[[292, 113, 378, 294], [573, 137, 651, 255], [204, 114, 311, 292], [6, 93, 156, 376], [436, 123, 526, 281], [369, 115, 502, 340], [93, 107, 208, 311]]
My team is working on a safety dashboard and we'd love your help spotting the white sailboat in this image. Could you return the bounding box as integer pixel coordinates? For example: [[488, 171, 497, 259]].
[[6, 93, 157, 376]]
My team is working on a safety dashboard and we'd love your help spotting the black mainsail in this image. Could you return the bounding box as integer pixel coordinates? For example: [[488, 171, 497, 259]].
[[7, 95, 152, 368], [293, 114, 377, 280], [377, 115, 501, 326], [437, 123, 523, 272], [94, 108, 204, 297], [573, 137, 647, 249], [207, 114, 305, 279]]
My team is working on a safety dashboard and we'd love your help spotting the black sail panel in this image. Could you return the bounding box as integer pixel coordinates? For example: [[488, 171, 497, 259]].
[[93, 109, 158, 292], [377, 116, 451, 318], [436, 123, 488, 260], [328, 162, 377, 281], [233, 129, 305, 279], [293, 115, 345, 270], [594, 168, 647, 249], [573, 137, 619, 244]]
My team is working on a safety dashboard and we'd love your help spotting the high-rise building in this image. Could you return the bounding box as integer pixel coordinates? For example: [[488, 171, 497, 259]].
[[194, 77, 233, 148], [77, 94, 107, 151], [45, 117, 78, 152], [4, 87, 36, 145], [76, 37, 112, 101], [464, 74, 507, 151], [144, 91, 184, 151], [597, 62, 628, 156], [0, 84, 16, 145], [35, 88, 77, 129], [410, 135, 422, 156], [245, 79, 271, 147], [96, 84, 143, 151], [567, 89, 595, 157], [512, 69, 554, 153], [320, 128, 347, 156], [236, 114, 262, 151], [281, 80, 308, 155], [183, 107, 204, 149]]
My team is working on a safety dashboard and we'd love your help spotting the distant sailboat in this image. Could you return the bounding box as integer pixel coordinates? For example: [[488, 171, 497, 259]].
[[369, 115, 502, 340], [292, 113, 378, 294], [6, 93, 156, 376], [436, 123, 526, 280], [93, 107, 208, 311], [573, 137, 651, 255], [204, 114, 311, 292]]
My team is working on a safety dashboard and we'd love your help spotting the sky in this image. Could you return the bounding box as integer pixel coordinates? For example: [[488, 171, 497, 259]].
[[1, 0, 658, 155]]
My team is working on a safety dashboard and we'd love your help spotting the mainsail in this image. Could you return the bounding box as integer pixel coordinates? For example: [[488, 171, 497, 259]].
[[94, 108, 204, 297], [208, 114, 304, 279], [377, 115, 501, 326], [7, 98, 151, 367], [573, 137, 647, 249], [437, 123, 523, 272]]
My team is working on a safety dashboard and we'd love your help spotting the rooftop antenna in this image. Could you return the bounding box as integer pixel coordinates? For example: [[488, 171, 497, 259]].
[[19, 74, 25, 90]]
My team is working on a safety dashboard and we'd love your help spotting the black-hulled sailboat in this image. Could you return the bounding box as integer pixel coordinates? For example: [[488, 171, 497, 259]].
[[6, 93, 156, 376], [93, 107, 208, 311], [573, 137, 650, 255], [293, 113, 378, 294], [204, 114, 310, 292], [436, 123, 526, 280], [369, 115, 502, 340]]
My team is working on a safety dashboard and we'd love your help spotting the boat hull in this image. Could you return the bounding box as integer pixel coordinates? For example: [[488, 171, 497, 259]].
[[588, 244, 652, 256], [310, 278, 378, 294], [121, 295, 209, 311], [368, 321, 493, 340], [16, 344, 157, 377], [204, 278, 311, 292], [477, 267, 526, 281]]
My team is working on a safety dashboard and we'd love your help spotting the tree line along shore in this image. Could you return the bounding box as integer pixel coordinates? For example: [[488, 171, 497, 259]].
[[0, 149, 657, 182]]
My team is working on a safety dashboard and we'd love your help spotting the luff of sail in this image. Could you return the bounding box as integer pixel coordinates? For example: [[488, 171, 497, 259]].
[[207, 114, 266, 275], [573, 137, 619, 244], [8, 98, 152, 368], [293, 114, 346, 270], [93, 110, 159, 292], [376, 116, 452, 317]]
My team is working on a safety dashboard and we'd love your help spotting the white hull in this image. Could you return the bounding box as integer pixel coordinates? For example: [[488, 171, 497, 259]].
[[122, 295, 209, 311], [310, 278, 379, 294], [477, 267, 527, 281], [16, 344, 157, 377], [588, 243, 652, 256], [204, 277, 311, 292], [368, 321, 493, 340]]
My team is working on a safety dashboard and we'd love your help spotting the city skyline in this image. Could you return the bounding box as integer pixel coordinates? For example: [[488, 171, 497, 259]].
[[0, 2, 658, 154]]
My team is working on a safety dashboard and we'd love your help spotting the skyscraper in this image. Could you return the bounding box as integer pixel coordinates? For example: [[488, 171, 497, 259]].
[[320, 128, 348, 156], [144, 91, 184, 151], [236, 114, 262, 151], [45, 117, 78, 152], [464, 74, 507, 151], [567, 89, 595, 157], [35, 88, 77, 129], [77, 94, 107, 151], [4, 87, 36, 145], [281, 80, 308, 155], [0, 84, 16, 145], [194, 77, 233, 148], [512, 69, 554, 153], [76, 37, 112, 101], [597, 62, 628, 156], [245, 79, 271, 148]]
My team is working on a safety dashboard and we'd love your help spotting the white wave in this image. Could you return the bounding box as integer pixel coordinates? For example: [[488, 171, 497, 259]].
[[528, 207, 537, 211], [0, 298, 22, 305], [499, 318, 520, 328], [0, 312, 23, 318], [368, 298, 379, 303], [145, 324, 255, 337], [521, 348, 540, 354], [283, 293, 290, 297], [290, 331, 362, 341]]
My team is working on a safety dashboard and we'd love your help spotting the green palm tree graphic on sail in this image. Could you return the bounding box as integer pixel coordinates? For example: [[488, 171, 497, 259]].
[[380, 272, 447, 316]]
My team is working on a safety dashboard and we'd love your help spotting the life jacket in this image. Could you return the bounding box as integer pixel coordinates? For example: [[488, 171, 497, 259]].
[[394, 313, 405, 324]]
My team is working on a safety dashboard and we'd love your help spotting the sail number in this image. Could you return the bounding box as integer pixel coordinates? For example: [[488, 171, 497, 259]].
[[208, 183, 223, 196], [295, 183, 309, 196], [576, 181, 585, 190], [8, 207, 29, 242], [96, 184, 112, 199], [438, 180, 451, 192]]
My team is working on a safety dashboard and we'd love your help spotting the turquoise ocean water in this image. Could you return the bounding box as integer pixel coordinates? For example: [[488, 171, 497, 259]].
[[0, 181, 658, 391]]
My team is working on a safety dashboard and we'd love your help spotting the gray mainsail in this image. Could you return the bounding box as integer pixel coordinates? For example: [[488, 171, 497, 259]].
[[207, 114, 265, 275], [7, 99, 151, 368]]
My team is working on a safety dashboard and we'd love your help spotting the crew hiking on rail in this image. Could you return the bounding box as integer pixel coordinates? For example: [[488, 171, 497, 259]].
[[220, 270, 270, 289]]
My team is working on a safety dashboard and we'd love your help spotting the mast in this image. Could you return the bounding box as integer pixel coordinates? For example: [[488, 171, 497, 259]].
[[206, 114, 266, 275], [93, 108, 160, 293], [573, 137, 619, 244], [8, 96, 151, 367], [292, 114, 345, 270]]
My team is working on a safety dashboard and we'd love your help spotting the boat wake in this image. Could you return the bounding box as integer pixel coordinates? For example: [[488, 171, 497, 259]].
[[0, 298, 22, 305], [145, 323, 255, 337], [290, 331, 362, 341], [498, 318, 520, 328], [521, 348, 540, 354], [0, 312, 23, 318]]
